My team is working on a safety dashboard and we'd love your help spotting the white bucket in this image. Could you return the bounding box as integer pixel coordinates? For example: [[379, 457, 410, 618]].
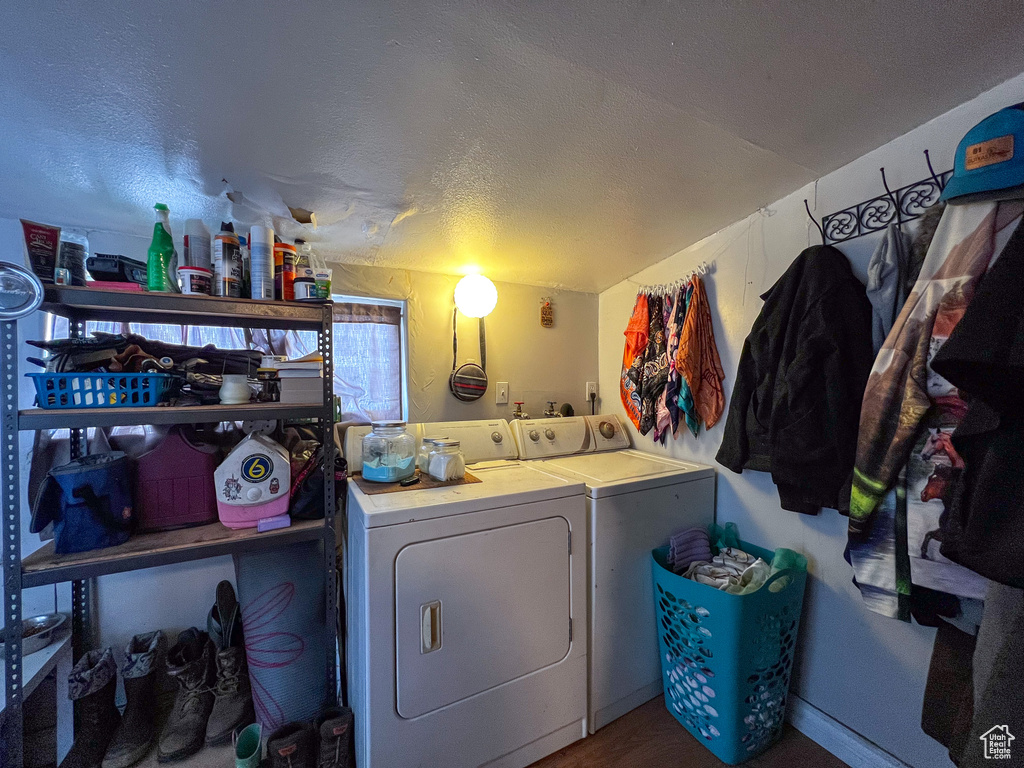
[[178, 266, 213, 295]]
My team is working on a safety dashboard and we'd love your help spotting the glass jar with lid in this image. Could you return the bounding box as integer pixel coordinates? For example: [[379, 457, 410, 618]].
[[362, 421, 416, 482], [417, 436, 446, 473], [427, 440, 465, 482]]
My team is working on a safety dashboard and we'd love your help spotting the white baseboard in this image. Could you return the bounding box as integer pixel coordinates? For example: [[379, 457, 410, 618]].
[[787, 695, 910, 768]]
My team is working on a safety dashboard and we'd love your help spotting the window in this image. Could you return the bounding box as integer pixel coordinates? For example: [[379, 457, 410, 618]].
[[48, 294, 408, 423]]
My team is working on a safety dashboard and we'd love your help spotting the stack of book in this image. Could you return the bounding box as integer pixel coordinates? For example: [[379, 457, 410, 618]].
[[276, 354, 325, 404]]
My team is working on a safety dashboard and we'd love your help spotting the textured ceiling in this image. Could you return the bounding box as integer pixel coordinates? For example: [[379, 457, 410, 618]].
[[2, 1, 1024, 292]]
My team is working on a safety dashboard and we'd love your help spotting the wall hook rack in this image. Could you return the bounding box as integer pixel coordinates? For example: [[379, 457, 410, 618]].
[[817, 151, 951, 245], [634, 260, 711, 295]]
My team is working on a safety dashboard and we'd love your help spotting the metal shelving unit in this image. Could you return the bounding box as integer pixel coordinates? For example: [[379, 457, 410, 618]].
[[1, 289, 338, 768]]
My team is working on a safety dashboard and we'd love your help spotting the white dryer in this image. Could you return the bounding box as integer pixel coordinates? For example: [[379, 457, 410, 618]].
[[344, 420, 588, 768], [511, 414, 715, 733]]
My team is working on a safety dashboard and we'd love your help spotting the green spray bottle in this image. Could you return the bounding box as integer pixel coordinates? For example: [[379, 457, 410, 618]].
[[147, 203, 179, 292]]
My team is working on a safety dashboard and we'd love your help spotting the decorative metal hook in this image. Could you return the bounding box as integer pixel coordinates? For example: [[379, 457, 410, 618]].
[[880, 167, 902, 228], [804, 199, 825, 245], [924, 149, 944, 191]]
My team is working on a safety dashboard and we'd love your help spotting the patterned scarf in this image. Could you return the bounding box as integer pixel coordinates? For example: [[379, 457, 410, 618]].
[[676, 275, 726, 430], [620, 293, 649, 430]]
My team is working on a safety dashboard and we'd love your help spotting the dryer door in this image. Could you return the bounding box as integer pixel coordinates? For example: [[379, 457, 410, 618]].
[[394, 516, 571, 719]]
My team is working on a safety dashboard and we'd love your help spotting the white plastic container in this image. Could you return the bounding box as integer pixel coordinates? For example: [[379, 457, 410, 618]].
[[249, 226, 275, 300], [219, 374, 251, 404], [293, 276, 317, 301], [214, 433, 291, 529], [183, 219, 212, 271], [178, 266, 212, 295]]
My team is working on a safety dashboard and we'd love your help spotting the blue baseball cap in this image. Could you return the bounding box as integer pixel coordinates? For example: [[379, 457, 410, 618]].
[[941, 103, 1024, 203]]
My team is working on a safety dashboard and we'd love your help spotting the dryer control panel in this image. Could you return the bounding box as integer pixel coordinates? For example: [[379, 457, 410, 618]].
[[585, 414, 631, 452], [511, 416, 594, 459], [418, 419, 519, 464]]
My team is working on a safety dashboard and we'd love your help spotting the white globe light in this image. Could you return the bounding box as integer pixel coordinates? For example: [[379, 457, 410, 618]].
[[454, 274, 498, 318]]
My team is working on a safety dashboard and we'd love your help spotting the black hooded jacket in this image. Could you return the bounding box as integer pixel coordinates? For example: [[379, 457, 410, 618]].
[[716, 245, 873, 514]]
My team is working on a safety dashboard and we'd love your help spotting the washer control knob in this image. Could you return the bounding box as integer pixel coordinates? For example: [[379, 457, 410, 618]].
[[544, 428, 556, 440], [491, 431, 503, 443], [529, 430, 540, 442], [246, 487, 262, 501], [599, 421, 616, 439]]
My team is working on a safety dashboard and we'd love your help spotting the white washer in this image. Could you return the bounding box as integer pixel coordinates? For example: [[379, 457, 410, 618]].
[[344, 420, 588, 768], [511, 414, 715, 733]]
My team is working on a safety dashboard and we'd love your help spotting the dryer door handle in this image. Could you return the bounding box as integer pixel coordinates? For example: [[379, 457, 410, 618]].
[[421, 600, 442, 654]]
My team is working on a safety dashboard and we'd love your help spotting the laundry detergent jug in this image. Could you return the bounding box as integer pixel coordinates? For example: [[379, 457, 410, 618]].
[[215, 433, 291, 529]]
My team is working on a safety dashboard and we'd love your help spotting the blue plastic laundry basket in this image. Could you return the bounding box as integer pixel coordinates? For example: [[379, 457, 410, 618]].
[[651, 541, 807, 765]]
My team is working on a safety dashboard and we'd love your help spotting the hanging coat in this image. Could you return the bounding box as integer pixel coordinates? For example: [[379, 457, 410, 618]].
[[620, 293, 648, 430], [929, 216, 1024, 588], [849, 200, 1024, 534], [716, 245, 873, 515], [846, 202, 1021, 620], [866, 222, 912, 354], [676, 275, 726, 430]]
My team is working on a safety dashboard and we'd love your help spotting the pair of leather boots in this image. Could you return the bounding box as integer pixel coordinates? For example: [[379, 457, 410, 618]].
[[264, 707, 354, 768], [63, 581, 254, 767]]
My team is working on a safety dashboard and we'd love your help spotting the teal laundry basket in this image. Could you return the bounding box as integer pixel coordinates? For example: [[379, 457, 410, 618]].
[[651, 542, 807, 765]]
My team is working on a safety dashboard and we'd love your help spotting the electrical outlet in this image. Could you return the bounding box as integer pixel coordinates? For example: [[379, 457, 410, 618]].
[[495, 381, 509, 405], [586, 382, 598, 400]]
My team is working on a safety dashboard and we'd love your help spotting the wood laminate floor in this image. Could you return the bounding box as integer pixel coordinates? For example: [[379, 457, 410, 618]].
[[529, 697, 849, 768]]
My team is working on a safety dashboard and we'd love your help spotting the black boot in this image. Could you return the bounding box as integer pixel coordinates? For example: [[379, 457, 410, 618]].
[[157, 629, 215, 762], [315, 707, 354, 768], [205, 581, 255, 746], [266, 722, 317, 768], [63, 649, 121, 768], [102, 631, 166, 768]]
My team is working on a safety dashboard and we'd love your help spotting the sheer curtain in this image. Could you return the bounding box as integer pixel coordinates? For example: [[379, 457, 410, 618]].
[[258, 303, 404, 422]]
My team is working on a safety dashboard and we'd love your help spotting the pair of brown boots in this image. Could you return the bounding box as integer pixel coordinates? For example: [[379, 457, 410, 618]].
[[264, 707, 354, 768]]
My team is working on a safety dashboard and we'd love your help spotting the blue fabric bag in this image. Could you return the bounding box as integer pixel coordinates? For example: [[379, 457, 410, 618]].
[[31, 452, 134, 554]]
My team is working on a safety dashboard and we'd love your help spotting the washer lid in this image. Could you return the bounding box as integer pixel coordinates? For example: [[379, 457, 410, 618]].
[[541, 450, 714, 497], [348, 462, 584, 528]]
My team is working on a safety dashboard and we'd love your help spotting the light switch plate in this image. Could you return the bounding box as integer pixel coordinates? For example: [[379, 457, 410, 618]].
[[495, 381, 509, 405]]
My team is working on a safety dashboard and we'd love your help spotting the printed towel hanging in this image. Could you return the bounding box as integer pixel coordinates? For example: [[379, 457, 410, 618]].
[[653, 292, 675, 442], [638, 294, 667, 436], [676, 274, 726, 431], [676, 281, 700, 437], [620, 293, 649, 430], [664, 286, 686, 436], [847, 200, 1024, 620]]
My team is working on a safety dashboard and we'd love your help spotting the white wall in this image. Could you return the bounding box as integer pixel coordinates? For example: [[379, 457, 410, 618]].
[[598, 72, 1024, 767], [328, 261, 599, 423]]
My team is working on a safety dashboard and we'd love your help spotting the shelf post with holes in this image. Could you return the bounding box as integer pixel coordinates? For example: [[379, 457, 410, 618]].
[[3, 318, 25, 768]]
